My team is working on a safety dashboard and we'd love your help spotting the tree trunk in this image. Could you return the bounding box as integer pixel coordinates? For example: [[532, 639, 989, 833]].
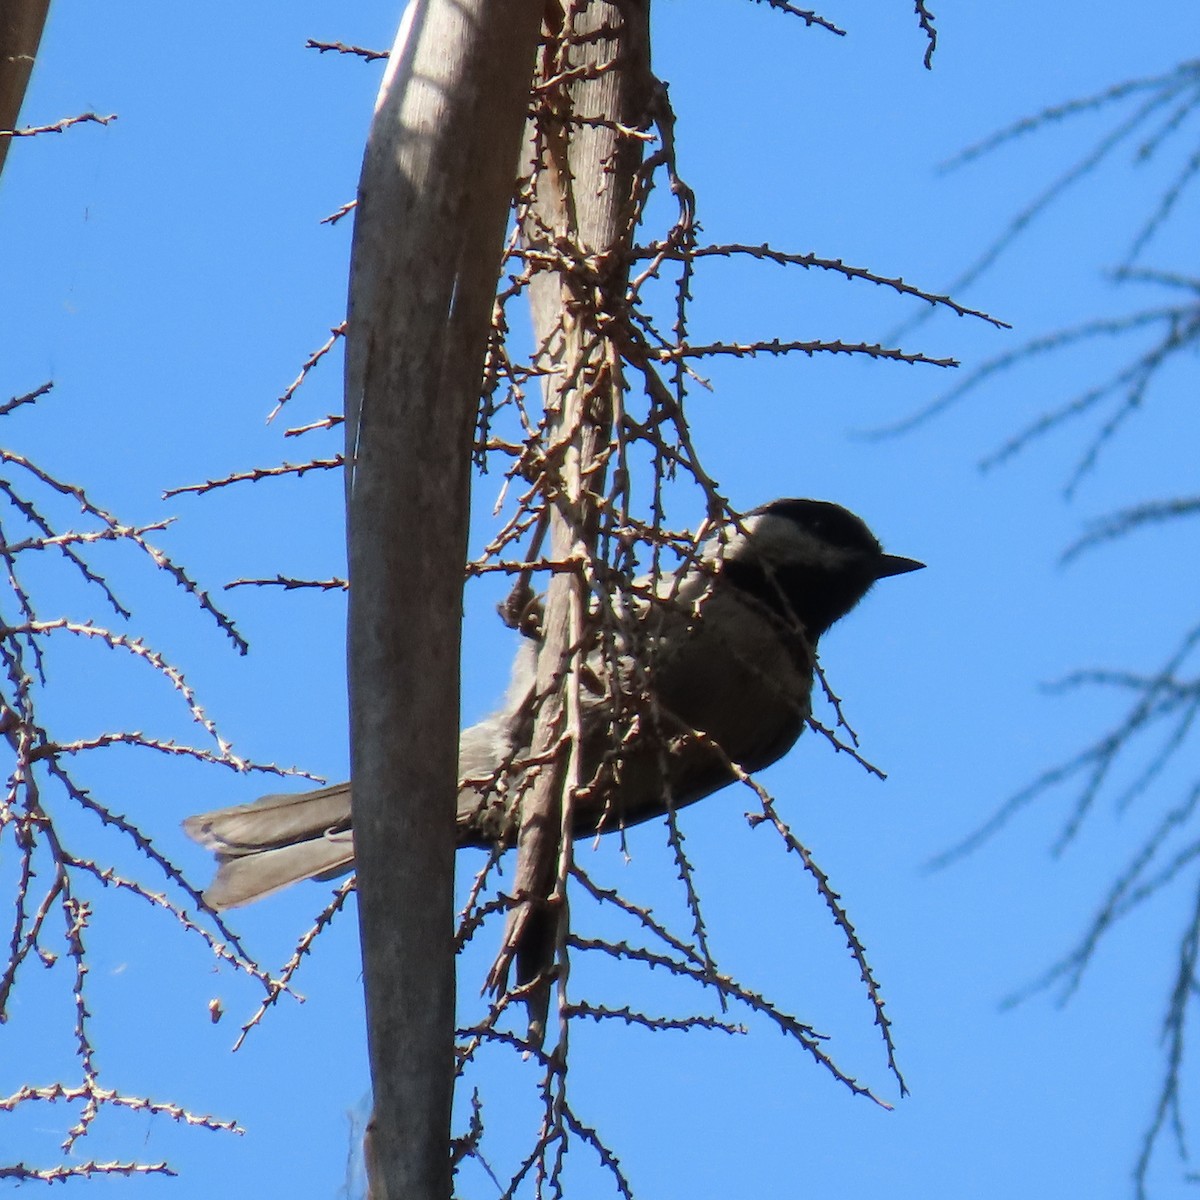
[[0, 0, 52, 179]]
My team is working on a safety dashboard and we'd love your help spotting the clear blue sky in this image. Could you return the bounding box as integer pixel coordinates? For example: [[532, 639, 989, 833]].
[[4, 1, 1198, 1196]]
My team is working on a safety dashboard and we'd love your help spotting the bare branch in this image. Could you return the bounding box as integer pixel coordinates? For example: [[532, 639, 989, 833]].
[[304, 38, 389, 62], [1, 111, 116, 138]]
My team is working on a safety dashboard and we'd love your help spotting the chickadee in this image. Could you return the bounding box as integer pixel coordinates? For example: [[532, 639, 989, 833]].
[[185, 499, 922, 909]]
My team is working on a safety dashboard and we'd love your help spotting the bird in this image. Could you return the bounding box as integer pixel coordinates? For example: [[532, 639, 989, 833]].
[[184, 498, 923, 910]]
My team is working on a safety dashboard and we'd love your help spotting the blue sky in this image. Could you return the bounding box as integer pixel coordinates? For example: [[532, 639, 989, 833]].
[[4, 1, 1199, 1196]]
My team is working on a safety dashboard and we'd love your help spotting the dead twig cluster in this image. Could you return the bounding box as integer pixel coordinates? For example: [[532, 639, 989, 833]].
[[0, 383, 297, 1182]]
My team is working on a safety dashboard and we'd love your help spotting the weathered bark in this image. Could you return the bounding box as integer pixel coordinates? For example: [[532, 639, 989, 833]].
[[343, 2, 543, 1196]]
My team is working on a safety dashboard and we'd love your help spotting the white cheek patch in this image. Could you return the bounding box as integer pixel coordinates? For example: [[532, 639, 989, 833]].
[[737, 513, 858, 573]]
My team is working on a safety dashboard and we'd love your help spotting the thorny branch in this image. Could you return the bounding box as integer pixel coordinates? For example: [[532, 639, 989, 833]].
[[0, 384, 295, 1182]]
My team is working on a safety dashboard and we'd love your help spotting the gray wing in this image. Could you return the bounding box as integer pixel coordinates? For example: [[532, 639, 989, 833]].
[[564, 584, 813, 835]]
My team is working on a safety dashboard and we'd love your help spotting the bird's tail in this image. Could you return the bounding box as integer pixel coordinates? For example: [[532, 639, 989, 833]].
[[183, 783, 355, 910]]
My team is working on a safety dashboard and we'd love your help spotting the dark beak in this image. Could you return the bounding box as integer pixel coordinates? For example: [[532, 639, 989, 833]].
[[875, 554, 925, 579]]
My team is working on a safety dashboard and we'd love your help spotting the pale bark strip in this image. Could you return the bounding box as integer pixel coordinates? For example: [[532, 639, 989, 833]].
[[0, 0, 52, 178], [344, 2, 543, 1196]]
